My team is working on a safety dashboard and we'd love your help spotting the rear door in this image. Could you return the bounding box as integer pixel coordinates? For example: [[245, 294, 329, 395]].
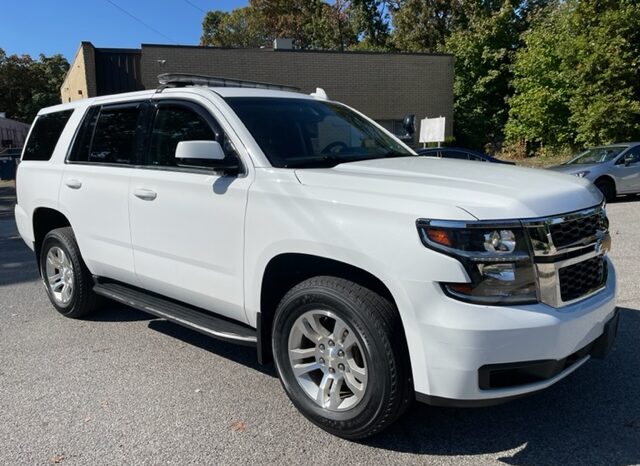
[[59, 102, 146, 285], [127, 96, 251, 322]]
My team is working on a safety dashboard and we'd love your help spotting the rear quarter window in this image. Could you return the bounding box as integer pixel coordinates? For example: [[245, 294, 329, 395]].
[[22, 110, 74, 161]]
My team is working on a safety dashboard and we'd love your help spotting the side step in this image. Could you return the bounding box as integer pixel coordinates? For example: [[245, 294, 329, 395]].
[[93, 282, 257, 347]]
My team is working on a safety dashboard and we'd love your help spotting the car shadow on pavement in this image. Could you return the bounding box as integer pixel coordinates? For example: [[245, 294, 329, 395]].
[[147, 319, 277, 377], [86, 302, 158, 322], [611, 194, 640, 204], [362, 307, 640, 466]]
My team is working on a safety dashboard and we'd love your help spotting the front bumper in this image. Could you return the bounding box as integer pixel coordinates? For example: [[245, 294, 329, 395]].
[[405, 258, 617, 404]]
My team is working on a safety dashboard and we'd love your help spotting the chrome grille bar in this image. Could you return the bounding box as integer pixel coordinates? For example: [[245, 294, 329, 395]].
[[522, 205, 610, 308]]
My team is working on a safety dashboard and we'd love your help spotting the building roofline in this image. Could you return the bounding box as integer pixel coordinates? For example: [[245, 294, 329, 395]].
[[140, 43, 453, 58]]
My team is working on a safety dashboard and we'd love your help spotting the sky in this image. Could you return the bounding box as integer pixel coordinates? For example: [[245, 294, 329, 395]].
[[1, 0, 246, 61]]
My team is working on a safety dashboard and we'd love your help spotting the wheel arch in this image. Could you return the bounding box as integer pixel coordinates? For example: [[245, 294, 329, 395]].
[[32, 207, 71, 273], [257, 252, 404, 365], [594, 174, 617, 192]]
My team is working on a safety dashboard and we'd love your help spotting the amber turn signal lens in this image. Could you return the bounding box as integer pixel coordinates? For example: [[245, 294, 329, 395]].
[[426, 227, 452, 246], [446, 283, 473, 295]]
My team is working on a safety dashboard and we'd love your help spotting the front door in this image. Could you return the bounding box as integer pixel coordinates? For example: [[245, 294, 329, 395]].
[[128, 97, 251, 322], [615, 146, 640, 193]]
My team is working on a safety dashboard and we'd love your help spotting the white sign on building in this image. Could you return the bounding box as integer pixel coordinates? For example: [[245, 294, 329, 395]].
[[419, 116, 446, 145]]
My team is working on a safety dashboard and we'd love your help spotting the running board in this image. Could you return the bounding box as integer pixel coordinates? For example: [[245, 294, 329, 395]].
[[93, 282, 257, 346]]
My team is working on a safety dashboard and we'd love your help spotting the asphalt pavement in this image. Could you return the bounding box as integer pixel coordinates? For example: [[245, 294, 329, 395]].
[[1, 180, 639, 465]]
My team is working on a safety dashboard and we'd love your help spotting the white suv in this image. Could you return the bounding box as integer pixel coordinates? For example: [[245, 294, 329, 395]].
[[15, 75, 619, 439]]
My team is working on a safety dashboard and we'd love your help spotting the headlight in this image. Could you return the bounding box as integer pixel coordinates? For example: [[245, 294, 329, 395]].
[[417, 220, 538, 305], [575, 170, 590, 178]]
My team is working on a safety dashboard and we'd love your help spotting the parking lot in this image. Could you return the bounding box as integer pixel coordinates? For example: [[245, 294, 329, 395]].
[[0, 179, 638, 466]]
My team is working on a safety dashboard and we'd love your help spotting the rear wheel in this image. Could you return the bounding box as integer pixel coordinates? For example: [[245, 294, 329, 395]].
[[40, 227, 99, 318], [595, 178, 616, 202], [272, 276, 411, 439]]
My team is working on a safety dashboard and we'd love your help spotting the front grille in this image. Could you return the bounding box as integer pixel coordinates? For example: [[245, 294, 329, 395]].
[[524, 205, 610, 307], [558, 256, 607, 302], [549, 212, 606, 248]]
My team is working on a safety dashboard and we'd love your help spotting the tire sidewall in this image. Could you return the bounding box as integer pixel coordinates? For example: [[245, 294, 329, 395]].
[[40, 231, 80, 315], [273, 285, 394, 436]]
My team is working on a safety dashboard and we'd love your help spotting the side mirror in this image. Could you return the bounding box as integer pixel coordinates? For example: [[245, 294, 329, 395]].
[[175, 140, 225, 161], [403, 114, 416, 137], [623, 154, 634, 166]]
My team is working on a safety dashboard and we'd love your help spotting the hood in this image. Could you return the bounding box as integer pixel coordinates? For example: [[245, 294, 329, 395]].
[[547, 163, 601, 175], [294, 157, 603, 220]]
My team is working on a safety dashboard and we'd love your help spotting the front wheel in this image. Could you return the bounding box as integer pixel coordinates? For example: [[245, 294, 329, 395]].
[[272, 276, 411, 439]]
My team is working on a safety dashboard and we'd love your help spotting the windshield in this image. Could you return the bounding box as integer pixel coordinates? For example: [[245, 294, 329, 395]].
[[567, 146, 627, 165], [225, 97, 414, 168]]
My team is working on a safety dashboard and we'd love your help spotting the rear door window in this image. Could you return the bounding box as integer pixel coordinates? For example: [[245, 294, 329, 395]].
[[88, 105, 143, 164], [69, 103, 144, 164], [22, 110, 74, 161]]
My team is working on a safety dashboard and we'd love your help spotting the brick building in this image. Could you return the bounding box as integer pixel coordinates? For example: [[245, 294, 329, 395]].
[[61, 41, 455, 140]]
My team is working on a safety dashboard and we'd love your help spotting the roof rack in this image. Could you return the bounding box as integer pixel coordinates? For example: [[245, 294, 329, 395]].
[[157, 73, 300, 92]]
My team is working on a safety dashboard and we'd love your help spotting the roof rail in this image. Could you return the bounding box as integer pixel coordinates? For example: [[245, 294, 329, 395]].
[[157, 73, 300, 92]]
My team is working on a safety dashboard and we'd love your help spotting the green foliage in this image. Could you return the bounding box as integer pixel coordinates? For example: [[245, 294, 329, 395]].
[[507, 0, 640, 150], [442, 2, 520, 149], [0, 49, 69, 123], [200, 0, 359, 51]]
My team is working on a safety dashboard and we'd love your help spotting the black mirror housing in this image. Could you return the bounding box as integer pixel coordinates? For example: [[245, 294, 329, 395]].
[[403, 114, 416, 137]]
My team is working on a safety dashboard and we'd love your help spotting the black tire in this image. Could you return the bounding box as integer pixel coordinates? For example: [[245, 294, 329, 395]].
[[40, 227, 99, 318], [272, 276, 412, 439], [595, 178, 616, 202]]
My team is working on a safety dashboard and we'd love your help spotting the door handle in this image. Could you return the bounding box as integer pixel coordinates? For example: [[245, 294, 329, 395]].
[[65, 178, 82, 189], [133, 188, 157, 201]]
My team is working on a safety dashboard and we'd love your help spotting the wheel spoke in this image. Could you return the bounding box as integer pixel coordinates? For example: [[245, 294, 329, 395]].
[[332, 317, 349, 345], [297, 315, 323, 342], [342, 331, 358, 351], [316, 373, 331, 406], [61, 284, 73, 302], [48, 272, 63, 287], [289, 347, 316, 362], [328, 376, 343, 409], [344, 372, 365, 398], [292, 361, 320, 377], [347, 359, 366, 380], [59, 249, 68, 267]]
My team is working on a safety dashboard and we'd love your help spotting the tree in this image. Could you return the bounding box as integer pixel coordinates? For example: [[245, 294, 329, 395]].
[[0, 49, 69, 123], [200, 0, 369, 51], [568, 0, 640, 146], [505, 3, 575, 148], [507, 0, 640, 150], [200, 8, 265, 48], [348, 0, 391, 50]]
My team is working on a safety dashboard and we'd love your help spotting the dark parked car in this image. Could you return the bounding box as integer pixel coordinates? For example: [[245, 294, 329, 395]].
[[0, 148, 22, 180], [417, 147, 515, 165]]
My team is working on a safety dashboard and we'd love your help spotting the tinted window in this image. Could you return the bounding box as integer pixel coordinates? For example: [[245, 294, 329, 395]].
[[622, 146, 640, 164], [147, 104, 238, 169], [87, 105, 142, 164], [22, 110, 73, 161], [226, 97, 412, 168]]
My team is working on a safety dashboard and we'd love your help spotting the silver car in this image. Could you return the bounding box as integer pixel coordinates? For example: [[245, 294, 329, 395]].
[[549, 143, 640, 201]]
